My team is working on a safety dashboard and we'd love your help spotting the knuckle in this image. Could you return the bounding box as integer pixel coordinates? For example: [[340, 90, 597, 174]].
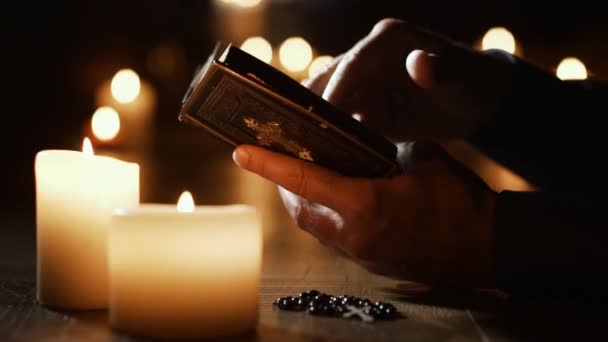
[[293, 202, 328, 236], [341, 49, 360, 66], [330, 50, 360, 84], [372, 18, 406, 35]]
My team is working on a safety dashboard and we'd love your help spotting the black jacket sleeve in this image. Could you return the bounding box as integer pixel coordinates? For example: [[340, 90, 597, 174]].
[[467, 50, 608, 293], [493, 190, 608, 293], [469, 50, 607, 192]]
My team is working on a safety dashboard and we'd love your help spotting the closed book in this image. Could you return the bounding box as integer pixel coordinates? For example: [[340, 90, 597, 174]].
[[179, 42, 399, 178]]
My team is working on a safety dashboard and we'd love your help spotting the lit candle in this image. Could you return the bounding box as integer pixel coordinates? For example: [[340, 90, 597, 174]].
[[35, 138, 140, 309], [109, 192, 262, 339]]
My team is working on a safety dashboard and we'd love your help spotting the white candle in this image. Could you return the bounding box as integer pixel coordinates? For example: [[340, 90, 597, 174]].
[[109, 191, 262, 339], [35, 138, 140, 309]]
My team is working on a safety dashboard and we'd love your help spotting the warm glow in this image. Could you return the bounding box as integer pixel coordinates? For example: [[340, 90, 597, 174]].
[[91, 106, 120, 141], [481, 27, 516, 54], [111, 69, 141, 103], [177, 191, 195, 213], [241, 37, 272, 64], [308, 55, 333, 78], [556, 57, 588, 80], [235, 0, 262, 7], [279, 37, 313, 72], [82, 138, 94, 156]]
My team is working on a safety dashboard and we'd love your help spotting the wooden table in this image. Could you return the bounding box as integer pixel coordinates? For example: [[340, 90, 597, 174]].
[[1, 194, 605, 341]]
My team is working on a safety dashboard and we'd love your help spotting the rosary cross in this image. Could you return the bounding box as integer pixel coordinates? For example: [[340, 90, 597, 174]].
[[343, 305, 374, 322]]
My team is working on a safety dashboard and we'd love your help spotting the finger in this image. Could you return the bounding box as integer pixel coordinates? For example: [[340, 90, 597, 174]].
[[321, 43, 370, 111], [233, 145, 372, 213], [303, 54, 344, 96], [323, 20, 474, 110]]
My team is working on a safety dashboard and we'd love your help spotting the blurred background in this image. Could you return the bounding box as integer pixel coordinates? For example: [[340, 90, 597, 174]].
[[4, 0, 607, 243]]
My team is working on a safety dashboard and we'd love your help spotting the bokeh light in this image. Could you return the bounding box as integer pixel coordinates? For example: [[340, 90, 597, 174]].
[[111, 69, 141, 104], [241, 37, 273, 64], [91, 106, 120, 141], [279, 37, 313, 72], [481, 27, 516, 54], [556, 57, 588, 80]]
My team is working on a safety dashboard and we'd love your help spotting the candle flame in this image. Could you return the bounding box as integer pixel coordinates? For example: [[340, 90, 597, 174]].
[[177, 191, 195, 213], [82, 137, 94, 156]]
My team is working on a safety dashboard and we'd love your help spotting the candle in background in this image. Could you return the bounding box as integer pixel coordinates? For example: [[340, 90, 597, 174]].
[[88, 106, 122, 147], [109, 192, 262, 339], [35, 138, 139, 309], [217, 0, 264, 9], [476, 26, 523, 56], [278, 37, 313, 81], [556, 57, 588, 80], [94, 69, 157, 152], [212, 0, 268, 53], [241, 36, 273, 64]]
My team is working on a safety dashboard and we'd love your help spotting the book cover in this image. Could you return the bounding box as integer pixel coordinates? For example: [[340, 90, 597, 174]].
[[179, 42, 399, 178]]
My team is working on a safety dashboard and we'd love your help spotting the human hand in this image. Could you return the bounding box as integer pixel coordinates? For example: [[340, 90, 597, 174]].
[[307, 18, 513, 141], [233, 143, 498, 287]]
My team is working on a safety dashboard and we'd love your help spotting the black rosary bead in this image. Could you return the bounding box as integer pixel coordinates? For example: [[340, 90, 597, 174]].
[[273, 290, 400, 322], [299, 290, 319, 301], [307, 303, 335, 316], [338, 295, 358, 306], [273, 296, 302, 311], [313, 293, 331, 303], [357, 298, 372, 307]]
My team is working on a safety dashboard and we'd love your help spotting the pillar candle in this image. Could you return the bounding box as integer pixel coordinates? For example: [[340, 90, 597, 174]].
[[35, 138, 139, 309], [109, 191, 262, 339]]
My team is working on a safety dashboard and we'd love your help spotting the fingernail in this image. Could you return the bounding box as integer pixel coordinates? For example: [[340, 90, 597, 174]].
[[232, 147, 250, 168]]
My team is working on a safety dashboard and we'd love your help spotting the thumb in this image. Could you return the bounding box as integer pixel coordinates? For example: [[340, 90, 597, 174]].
[[405, 49, 477, 91], [405, 49, 436, 89]]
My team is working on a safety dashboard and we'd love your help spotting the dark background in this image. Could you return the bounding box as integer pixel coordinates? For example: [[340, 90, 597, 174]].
[[4, 0, 607, 228]]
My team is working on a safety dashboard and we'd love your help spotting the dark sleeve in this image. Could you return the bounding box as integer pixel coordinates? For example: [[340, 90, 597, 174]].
[[493, 190, 608, 293], [466, 51, 608, 294], [468, 50, 608, 192]]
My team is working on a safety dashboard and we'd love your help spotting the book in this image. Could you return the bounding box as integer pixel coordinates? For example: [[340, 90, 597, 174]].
[[178, 42, 399, 178]]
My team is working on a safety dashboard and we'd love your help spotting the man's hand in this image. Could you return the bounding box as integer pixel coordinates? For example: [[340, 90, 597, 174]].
[[307, 18, 513, 141], [233, 143, 498, 287]]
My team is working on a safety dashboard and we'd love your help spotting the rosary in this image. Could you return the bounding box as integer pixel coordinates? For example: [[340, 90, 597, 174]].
[[273, 289, 400, 322]]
